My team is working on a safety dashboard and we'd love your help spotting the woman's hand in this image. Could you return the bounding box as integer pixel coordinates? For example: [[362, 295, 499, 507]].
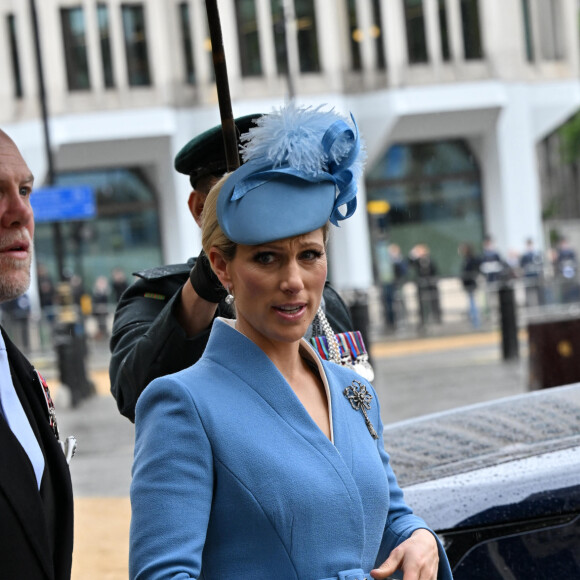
[[370, 529, 439, 580]]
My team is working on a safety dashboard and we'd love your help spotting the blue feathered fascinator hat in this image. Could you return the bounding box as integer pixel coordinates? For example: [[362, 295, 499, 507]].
[[216, 103, 366, 245]]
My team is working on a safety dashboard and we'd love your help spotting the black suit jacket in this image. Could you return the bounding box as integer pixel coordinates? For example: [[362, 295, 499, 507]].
[[0, 328, 74, 580]]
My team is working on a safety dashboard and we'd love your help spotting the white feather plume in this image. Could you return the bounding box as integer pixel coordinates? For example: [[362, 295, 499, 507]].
[[240, 103, 365, 179]]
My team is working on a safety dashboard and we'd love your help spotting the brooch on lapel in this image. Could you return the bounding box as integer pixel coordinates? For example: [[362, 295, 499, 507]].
[[343, 380, 379, 440]]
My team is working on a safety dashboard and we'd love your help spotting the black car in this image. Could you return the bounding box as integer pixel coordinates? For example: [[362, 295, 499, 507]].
[[384, 383, 580, 579]]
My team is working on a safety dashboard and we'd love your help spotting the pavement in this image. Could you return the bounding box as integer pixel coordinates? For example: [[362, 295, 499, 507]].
[[29, 317, 532, 579]]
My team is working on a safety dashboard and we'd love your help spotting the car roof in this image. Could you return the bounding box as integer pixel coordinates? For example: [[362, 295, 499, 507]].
[[383, 382, 580, 487], [383, 383, 580, 530]]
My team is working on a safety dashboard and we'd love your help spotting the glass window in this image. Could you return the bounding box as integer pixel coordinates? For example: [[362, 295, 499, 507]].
[[270, 0, 288, 75], [366, 140, 483, 276], [404, 0, 428, 64], [7, 14, 23, 98], [438, 0, 451, 61], [347, 0, 362, 71], [122, 4, 152, 86], [178, 2, 195, 84], [61, 7, 91, 91], [235, 0, 262, 77], [372, 0, 386, 70], [538, 0, 564, 60], [34, 168, 162, 291], [97, 4, 115, 88], [295, 0, 320, 73], [460, 0, 483, 60]]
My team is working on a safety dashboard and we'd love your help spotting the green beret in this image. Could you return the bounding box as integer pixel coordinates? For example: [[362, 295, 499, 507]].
[[174, 113, 262, 185]]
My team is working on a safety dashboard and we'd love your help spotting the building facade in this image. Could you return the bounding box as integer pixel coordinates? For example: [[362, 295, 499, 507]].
[[0, 0, 578, 298]]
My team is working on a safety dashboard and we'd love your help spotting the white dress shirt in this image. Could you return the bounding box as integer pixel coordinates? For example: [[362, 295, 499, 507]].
[[0, 331, 44, 488]]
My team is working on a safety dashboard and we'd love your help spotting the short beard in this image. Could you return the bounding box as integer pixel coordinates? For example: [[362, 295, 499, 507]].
[[0, 256, 32, 304]]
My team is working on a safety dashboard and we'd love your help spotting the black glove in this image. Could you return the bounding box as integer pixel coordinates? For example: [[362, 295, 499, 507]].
[[189, 251, 228, 303]]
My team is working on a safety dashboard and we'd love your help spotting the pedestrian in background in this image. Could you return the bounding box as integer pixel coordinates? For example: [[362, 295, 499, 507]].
[[408, 243, 441, 328], [519, 238, 544, 307], [459, 243, 481, 329], [374, 237, 407, 331], [553, 236, 579, 303], [0, 128, 74, 579], [111, 267, 129, 302], [92, 275, 111, 339]]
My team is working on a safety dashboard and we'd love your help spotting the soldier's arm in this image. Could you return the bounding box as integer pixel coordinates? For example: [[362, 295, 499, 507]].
[[109, 269, 218, 422]]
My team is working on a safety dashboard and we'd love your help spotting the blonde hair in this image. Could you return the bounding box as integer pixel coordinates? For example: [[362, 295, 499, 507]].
[[201, 174, 332, 264], [201, 174, 237, 261]]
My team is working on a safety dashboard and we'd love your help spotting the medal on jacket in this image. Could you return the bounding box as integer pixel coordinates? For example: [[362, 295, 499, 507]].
[[343, 379, 379, 439], [35, 370, 77, 464], [310, 307, 374, 381]]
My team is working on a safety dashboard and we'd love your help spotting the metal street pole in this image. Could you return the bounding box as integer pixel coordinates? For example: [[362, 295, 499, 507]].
[[29, 0, 94, 404], [29, 0, 65, 281]]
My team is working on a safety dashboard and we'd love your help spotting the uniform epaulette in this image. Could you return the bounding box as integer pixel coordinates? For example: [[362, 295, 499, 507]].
[[133, 258, 196, 281]]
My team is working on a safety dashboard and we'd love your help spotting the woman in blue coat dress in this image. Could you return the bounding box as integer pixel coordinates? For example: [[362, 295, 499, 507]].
[[130, 104, 453, 580]]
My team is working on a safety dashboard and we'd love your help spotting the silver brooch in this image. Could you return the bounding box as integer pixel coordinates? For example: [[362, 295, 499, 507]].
[[343, 380, 379, 440]]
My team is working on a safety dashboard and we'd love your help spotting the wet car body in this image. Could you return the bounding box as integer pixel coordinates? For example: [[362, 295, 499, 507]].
[[383, 383, 580, 579]]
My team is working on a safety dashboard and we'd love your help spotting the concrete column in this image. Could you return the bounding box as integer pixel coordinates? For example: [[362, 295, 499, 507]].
[[217, 0, 241, 96], [255, 0, 276, 80], [191, 0, 212, 88], [356, 0, 376, 72], [328, 179, 374, 292], [446, 0, 464, 62], [108, 0, 129, 90], [383, 0, 407, 87], [315, 0, 346, 91], [424, 0, 443, 67], [480, 85, 544, 255]]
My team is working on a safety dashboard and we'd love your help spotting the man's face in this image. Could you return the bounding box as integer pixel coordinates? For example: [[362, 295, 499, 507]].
[[0, 131, 34, 303]]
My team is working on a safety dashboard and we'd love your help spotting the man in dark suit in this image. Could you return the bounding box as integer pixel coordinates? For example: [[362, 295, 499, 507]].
[[0, 129, 74, 579]]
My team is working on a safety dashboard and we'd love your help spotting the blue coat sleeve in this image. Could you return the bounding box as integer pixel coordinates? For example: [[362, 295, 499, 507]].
[[129, 374, 212, 580], [373, 397, 454, 579]]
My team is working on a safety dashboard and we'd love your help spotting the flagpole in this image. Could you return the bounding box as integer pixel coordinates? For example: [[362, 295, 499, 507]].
[[204, 0, 240, 172]]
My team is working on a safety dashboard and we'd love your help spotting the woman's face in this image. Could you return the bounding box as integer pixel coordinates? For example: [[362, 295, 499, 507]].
[[211, 228, 327, 352]]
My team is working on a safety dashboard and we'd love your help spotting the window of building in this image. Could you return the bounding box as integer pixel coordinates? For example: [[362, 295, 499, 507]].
[[97, 4, 115, 88], [404, 0, 428, 64], [7, 14, 23, 98], [438, 0, 451, 61], [372, 0, 386, 70], [347, 0, 362, 71], [178, 2, 196, 84], [61, 7, 91, 91], [34, 168, 162, 291], [295, 0, 320, 73], [235, 0, 262, 77], [538, 0, 564, 60], [460, 0, 483, 60], [122, 4, 152, 86], [366, 140, 483, 276], [521, 0, 534, 62], [271, 0, 288, 75]]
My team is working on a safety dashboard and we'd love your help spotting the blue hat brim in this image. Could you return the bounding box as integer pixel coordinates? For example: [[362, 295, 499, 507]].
[[217, 161, 336, 245]]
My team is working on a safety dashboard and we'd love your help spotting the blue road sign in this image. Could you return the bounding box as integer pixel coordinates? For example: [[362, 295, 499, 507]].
[[31, 185, 96, 223]]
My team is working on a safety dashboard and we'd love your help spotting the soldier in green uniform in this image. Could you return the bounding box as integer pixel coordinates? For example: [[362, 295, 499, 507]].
[[109, 115, 357, 422]]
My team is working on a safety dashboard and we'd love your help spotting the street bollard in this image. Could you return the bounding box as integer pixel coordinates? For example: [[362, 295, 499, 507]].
[[348, 290, 372, 364], [499, 283, 519, 361], [54, 282, 95, 406]]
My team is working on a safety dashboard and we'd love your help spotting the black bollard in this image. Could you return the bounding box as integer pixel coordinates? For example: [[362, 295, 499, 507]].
[[499, 283, 519, 360], [54, 282, 95, 406], [348, 290, 372, 363]]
